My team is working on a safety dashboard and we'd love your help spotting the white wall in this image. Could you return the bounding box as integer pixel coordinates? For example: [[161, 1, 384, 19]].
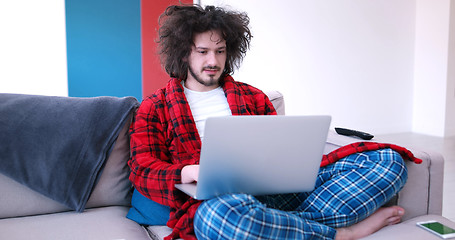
[[2, 0, 453, 136], [445, 1, 455, 136], [0, 1, 68, 96], [202, 0, 417, 135], [412, 0, 451, 136]]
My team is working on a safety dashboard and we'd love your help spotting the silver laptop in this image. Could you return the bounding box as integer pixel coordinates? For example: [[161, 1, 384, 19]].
[[175, 115, 331, 200]]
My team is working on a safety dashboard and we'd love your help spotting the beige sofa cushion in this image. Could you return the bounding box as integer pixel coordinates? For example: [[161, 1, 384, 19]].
[[0, 206, 149, 240], [363, 214, 455, 239], [85, 116, 133, 208]]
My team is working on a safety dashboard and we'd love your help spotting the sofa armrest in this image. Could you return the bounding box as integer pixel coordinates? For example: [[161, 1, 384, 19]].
[[427, 150, 444, 215], [325, 130, 444, 221], [399, 148, 444, 218]]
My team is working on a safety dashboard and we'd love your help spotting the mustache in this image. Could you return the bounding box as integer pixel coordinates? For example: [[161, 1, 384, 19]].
[[203, 66, 221, 71]]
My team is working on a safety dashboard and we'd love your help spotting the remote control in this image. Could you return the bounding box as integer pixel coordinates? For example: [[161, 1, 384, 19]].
[[334, 127, 374, 140]]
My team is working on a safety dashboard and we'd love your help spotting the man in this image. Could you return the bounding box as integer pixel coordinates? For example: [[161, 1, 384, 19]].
[[128, 5, 408, 240]]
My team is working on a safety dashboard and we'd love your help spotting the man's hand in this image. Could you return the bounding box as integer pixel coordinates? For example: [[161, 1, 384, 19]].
[[181, 165, 199, 184]]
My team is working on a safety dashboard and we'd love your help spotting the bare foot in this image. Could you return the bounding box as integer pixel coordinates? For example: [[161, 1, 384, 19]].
[[335, 206, 405, 240]]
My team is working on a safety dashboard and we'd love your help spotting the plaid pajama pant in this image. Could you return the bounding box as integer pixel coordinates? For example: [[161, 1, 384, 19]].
[[194, 148, 408, 240]]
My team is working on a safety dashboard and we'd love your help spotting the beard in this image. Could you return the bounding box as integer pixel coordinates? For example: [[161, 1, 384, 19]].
[[188, 65, 223, 87]]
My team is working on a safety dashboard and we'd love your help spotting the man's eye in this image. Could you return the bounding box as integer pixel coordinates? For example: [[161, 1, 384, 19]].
[[198, 51, 207, 54], [217, 50, 225, 54]]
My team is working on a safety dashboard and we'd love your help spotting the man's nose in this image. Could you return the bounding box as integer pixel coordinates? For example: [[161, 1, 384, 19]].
[[206, 51, 217, 65]]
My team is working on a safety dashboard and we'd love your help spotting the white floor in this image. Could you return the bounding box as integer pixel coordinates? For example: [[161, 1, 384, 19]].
[[377, 132, 455, 222]]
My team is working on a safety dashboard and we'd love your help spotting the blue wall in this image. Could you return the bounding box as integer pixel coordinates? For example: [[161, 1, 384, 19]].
[[65, 0, 142, 100]]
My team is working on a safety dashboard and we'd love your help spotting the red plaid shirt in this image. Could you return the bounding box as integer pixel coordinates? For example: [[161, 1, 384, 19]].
[[128, 75, 277, 239], [321, 142, 422, 166], [129, 75, 422, 240]]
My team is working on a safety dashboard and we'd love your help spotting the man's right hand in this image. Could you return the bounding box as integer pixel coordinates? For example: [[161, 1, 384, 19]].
[[181, 164, 199, 183]]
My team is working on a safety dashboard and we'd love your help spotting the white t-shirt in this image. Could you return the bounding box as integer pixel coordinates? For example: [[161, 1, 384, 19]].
[[183, 84, 232, 140]]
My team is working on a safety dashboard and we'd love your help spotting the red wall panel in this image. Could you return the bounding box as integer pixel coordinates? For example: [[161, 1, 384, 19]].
[[141, 0, 193, 98]]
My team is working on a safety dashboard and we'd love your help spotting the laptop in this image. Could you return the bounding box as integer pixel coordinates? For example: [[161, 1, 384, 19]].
[[175, 115, 331, 200]]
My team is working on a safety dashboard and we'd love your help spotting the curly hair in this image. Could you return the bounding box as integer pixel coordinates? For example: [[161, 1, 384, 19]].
[[157, 4, 252, 80]]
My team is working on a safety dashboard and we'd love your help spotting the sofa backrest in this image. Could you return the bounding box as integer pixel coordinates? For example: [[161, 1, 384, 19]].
[[0, 114, 133, 219], [266, 91, 285, 115]]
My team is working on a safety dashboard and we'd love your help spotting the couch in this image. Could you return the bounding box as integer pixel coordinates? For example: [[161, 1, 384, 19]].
[[0, 91, 453, 240]]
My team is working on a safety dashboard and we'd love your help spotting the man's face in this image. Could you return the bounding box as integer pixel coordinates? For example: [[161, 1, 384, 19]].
[[185, 30, 227, 92]]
